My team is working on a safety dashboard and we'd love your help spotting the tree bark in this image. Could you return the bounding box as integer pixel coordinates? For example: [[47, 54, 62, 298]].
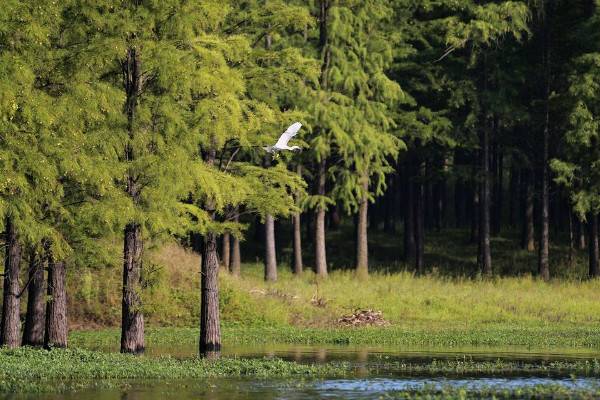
[[355, 175, 369, 277], [293, 166, 303, 275], [493, 149, 503, 235], [221, 232, 230, 271], [509, 165, 519, 227], [121, 46, 145, 354], [200, 140, 221, 358], [538, 0, 551, 281], [1, 218, 22, 348], [521, 168, 536, 251], [568, 211, 575, 267], [121, 223, 144, 354], [230, 210, 241, 277], [23, 250, 46, 347], [200, 231, 221, 358], [415, 162, 425, 274], [264, 214, 277, 281], [589, 214, 599, 278], [45, 259, 67, 349], [315, 158, 328, 277], [478, 118, 492, 277], [470, 168, 480, 244], [404, 163, 416, 261], [578, 217, 587, 250]]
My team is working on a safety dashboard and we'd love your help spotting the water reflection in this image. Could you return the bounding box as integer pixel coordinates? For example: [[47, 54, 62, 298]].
[[7, 376, 600, 400]]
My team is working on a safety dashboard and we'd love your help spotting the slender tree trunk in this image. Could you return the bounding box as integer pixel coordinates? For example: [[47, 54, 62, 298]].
[[293, 211, 303, 275], [434, 181, 443, 232], [415, 162, 425, 274], [509, 164, 519, 228], [356, 175, 369, 277], [293, 167, 303, 275], [23, 250, 46, 347], [568, 211, 575, 267], [478, 118, 492, 277], [493, 149, 503, 235], [538, 1, 551, 281], [470, 168, 480, 244], [121, 46, 145, 354], [264, 215, 277, 281], [315, 159, 328, 277], [221, 232, 230, 270], [45, 259, 67, 349], [589, 214, 599, 278], [200, 142, 221, 358], [230, 210, 241, 277], [200, 232, 221, 358], [578, 217, 587, 250], [404, 162, 416, 261], [121, 223, 144, 354], [522, 168, 536, 251], [1, 218, 22, 348]]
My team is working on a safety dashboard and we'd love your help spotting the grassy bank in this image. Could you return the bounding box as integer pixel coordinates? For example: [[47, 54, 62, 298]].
[[63, 241, 600, 348], [71, 325, 600, 349]]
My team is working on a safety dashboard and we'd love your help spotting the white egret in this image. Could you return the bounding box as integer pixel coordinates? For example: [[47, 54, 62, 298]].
[[263, 122, 303, 153]]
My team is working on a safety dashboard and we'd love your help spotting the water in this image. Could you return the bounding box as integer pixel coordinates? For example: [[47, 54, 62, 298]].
[[6, 344, 600, 399]]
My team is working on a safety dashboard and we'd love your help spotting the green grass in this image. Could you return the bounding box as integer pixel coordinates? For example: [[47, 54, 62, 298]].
[[63, 238, 600, 349], [71, 325, 600, 349]]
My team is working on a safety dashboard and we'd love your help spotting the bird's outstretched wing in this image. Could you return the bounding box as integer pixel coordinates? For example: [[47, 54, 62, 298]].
[[274, 122, 302, 148]]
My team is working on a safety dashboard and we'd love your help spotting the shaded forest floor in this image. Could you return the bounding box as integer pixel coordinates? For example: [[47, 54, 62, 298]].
[[66, 227, 600, 349]]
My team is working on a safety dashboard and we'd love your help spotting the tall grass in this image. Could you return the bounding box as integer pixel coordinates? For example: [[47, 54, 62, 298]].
[[67, 242, 600, 332]]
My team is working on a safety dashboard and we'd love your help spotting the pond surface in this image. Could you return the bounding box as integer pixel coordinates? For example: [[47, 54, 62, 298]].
[[6, 343, 600, 399]]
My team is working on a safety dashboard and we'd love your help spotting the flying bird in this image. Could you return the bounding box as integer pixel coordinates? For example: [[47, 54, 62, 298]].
[[263, 122, 303, 153]]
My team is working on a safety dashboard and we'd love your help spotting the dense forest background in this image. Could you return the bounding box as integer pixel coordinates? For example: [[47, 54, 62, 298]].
[[2, 0, 600, 355]]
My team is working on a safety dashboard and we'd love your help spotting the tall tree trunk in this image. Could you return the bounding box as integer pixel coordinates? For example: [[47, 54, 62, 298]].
[[538, 0, 551, 281], [230, 210, 241, 277], [121, 46, 145, 354], [589, 214, 599, 278], [263, 156, 277, 281], [121, 223, 144, 354], [434, 181, 443, 232], [470, 167, 480, 244], [45, 259, 67, 349], [200, 232, 221, 358], [23, 250, 46, 347], [1, 218, 22, 348], [314, 0, 330, 278], [478, 118, 492, 277], [264, 214, 277, 281], [356, 175, 369, 278], [404, 162, 416, 261], [493, 149, 503, 235], [315, 159, 328, 277], [521, 168, 536, 251], [221, 232, 230, 271], [293, 168, 303, 275], [415, 162, 425, 274], [200, 142, 221, 358], [568, 211, 575, 267], [509, 164, 519, 228], [578, 217, 587, 250]]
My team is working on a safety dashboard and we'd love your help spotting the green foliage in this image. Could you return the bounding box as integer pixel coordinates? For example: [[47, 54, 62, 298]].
[[0, 347, 350, 392]]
